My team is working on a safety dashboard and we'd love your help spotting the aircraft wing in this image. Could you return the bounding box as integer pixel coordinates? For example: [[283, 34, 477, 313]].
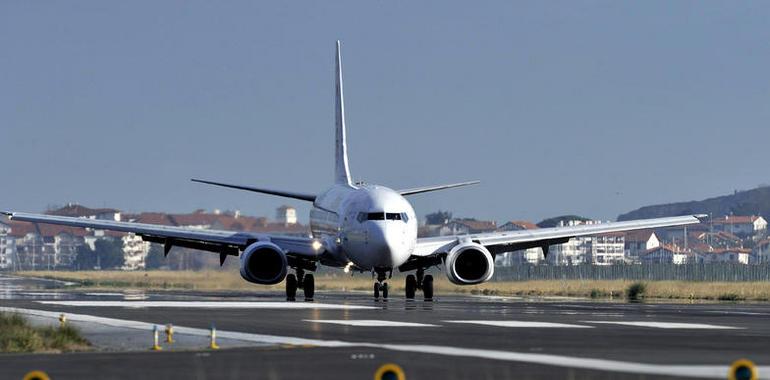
[[411, 215, 705, 258], [1, 211, 323, 262]]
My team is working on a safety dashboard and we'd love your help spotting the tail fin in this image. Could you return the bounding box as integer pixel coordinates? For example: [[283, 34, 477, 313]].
[[335, 40, 353, 186]]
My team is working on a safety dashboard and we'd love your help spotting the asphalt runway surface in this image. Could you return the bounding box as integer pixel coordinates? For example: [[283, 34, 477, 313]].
[[1, 275, 768, 380]]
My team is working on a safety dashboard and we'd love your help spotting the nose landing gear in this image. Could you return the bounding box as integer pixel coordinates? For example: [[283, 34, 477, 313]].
[[405, 268, 433, 301], [373, 269, 390, 300], [286, 268, 315, 302]]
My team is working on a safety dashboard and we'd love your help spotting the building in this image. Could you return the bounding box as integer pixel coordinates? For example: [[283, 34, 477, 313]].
[[546, 220, 607, 265], [48, 203, 121, 221], [587, 233, 625, 265], [276, 206, 297, 225], [753, 239, 770, 263], [640, 244, 690, 265], [712, 215, 767, 237], [495, 221, 543, 266], [0, 219, 14, 270], [438, 218, 497, 236], [700, 248, 751, 265], [120, 233, 151, 270], [624, 230, 660, 261]]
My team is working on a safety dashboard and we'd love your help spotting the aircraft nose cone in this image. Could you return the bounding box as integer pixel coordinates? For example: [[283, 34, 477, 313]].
[[367, 223, 409, 268]]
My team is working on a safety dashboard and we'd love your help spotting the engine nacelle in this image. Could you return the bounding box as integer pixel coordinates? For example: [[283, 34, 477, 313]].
[[239, 242, 288, 285], [444, 242, 494, 285]]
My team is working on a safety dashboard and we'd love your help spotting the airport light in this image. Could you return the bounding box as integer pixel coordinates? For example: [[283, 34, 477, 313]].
[[150, 325, 162, 351]]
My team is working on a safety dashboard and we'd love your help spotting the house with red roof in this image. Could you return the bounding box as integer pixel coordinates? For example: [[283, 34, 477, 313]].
[[711, 215, 767, 238]]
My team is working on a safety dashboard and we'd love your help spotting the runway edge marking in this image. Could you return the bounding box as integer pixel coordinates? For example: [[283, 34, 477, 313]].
[[35, 300, 377, 310], [1, 306, 762, 379]]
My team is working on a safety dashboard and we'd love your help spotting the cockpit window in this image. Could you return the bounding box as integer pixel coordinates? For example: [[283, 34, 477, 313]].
[[368, 212, 385, 220], [386, 213, 401, 220]]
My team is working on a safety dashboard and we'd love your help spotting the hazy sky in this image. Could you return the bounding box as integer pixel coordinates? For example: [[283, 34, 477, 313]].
[[2, 2, 769, 224]]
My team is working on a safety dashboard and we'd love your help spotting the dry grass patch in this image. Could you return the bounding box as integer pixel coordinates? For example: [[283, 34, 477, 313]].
[[15, 271, 770, 301], [0, 312, 90, 353]]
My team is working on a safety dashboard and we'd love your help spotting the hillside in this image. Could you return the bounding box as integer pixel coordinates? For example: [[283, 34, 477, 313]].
[[617, 186, 770, 221]]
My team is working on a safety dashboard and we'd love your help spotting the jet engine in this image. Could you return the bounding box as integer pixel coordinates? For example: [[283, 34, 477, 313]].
[[239, 242, 288, 285], [444, 242, 494, 285]]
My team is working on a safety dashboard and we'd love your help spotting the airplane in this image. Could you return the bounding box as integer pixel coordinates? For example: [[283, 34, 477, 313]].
[[2, 41, 704, 302]]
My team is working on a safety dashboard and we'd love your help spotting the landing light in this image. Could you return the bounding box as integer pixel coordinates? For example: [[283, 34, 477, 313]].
[[343, 262, 354, 273], [311, 241, 323, 251]]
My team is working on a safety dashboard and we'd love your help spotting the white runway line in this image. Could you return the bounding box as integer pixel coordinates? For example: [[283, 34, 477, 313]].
[[37, 300, 377, 310], [0, 306, 763, 379], [445, 320, 593, 328], [304, 319, 439, 327], [582, 321, 742, 329]]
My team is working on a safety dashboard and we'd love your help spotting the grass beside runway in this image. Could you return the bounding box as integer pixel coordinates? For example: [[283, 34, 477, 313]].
[[14, 270, 770, 301], [0, 312, 90, 353]]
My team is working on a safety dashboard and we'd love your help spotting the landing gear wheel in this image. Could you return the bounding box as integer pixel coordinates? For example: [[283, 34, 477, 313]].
[[382, 282, 389, 299], [303, 274, 315, 301], [286, 274, 297, 301], [373, 282, 381, 300], [405, 275, 416, 299], [422, 275, 434, 301]]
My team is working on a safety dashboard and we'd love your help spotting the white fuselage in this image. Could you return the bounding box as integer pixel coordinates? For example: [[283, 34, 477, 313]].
[[309, 184, 418, 271]]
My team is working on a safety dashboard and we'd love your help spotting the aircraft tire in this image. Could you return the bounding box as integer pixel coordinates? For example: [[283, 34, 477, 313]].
[[303, 274, 315, 301], [405, 275, 416, 299], [286, 274, 297, 301], [382, 282, 388, 299], [373, 282, 380, 299], [423, 275, 434, 301]]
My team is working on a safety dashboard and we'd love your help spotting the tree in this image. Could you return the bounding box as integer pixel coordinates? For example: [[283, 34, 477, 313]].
[[145, 244, 166, 270], [73, 244, 97, 270], [425, 210, 452, 225], [93, 239, 125, 269], [72, 238, 125, 270]]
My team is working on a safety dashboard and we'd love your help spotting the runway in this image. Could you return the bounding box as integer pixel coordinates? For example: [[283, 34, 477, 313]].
[[1, 275, 768, 380]]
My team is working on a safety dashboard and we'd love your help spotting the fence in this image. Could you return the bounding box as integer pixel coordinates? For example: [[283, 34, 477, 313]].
[[491, 263, 770, 282]]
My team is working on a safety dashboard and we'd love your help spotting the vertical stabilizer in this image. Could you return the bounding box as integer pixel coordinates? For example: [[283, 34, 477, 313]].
[[335, 40, 353, 186]]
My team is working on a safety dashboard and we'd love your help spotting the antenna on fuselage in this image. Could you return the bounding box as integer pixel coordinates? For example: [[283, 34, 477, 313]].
[[335, 40, 353, 187]]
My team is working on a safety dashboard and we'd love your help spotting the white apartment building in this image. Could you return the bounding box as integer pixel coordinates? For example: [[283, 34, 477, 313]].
[[0, 220, 14, 270], [121, 233, 151, 270], [588, 233, 626, 265], [547, 220, 605, 265]]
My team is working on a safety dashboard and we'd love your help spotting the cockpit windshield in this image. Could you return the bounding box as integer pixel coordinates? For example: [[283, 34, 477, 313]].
[[357, 212, 409, 223]]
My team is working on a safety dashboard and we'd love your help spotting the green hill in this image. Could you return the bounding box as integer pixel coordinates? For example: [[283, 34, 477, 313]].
[[617, 186, 770, 221]]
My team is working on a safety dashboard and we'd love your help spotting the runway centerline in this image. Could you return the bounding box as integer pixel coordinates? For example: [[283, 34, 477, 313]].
[[304, 320, 440, 327], [582, 321, 743, 329], [445, 320, 593, 328]]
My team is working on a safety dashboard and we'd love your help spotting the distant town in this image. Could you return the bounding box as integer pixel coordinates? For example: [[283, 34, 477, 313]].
[[1, 203, 769, 271]]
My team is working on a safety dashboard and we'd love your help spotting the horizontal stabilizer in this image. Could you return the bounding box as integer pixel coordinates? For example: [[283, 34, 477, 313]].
[[398, 180, 480, 196], [191, 179, 316, 202]]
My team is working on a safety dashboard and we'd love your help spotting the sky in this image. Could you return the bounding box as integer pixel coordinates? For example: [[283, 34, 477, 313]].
[[1, 1, 769, 224]]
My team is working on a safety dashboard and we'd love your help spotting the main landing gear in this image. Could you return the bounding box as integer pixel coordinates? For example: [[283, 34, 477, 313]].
[[286, 268, 314, 302], [405, 268, 433, 301], [373, 269, 389, 301]]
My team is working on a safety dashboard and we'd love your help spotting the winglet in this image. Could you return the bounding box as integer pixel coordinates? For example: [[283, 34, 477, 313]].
[[334, 40, 353, 186]]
